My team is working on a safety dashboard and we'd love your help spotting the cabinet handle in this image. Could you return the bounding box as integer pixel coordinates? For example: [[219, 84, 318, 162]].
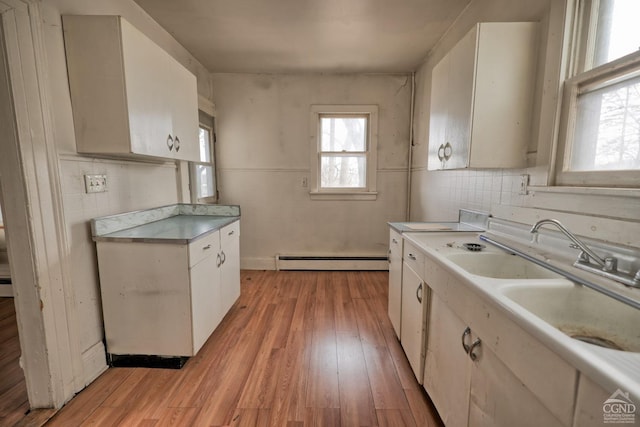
[[416, 282, 423, 304], [216, 253, 222, 268], [408, 253, 417, 261], [443, 142, 453, 161], [469, 338, 482, 361], [174, 136, 181, 152], [202, 244, 212, 250], [228, 230, 235, 236], [437, 144, 445, 161], [392, 238, 398, 244], [221, 250, 226, 265], [388, 249, 391, 263], [166, 134, 174, 151], [461, 326, 471, 354]]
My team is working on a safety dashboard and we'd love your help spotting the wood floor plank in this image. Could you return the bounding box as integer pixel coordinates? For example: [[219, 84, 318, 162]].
[[362, 344, 411, 410], [44, 271, 442, 427], [336, 332, 378, 427]]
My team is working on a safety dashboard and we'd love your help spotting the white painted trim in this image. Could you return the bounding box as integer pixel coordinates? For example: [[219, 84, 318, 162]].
[[81, 342, 108, 386], [241, 257, 276, 270], [198, 94, 216, 117], [0, 0, 89, 408], [309, 104, 379, 200]]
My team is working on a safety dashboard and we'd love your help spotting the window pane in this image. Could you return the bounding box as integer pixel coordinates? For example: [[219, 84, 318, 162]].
[[199, 127, 211, 163], [320, 155, 366, 188], [320, 116, 366, 152], [572, 74, 640, 171], [195, 164, 215, 198], [591, 0, 640, 69]]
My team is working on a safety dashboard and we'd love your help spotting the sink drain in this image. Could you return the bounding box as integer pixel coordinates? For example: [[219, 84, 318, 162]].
[[571, 335, 624, 351], [462, 243, 485, 252]]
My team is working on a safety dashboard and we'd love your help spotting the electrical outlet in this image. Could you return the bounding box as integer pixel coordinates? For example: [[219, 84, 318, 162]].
[[519, 174, 529, 195], [301, 176, 308, 188], [84, 174, 107, 193]]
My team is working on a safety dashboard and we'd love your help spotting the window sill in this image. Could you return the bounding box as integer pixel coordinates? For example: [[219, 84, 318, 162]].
[[309, 191, 378, 201], [528, 185, 640, 199]]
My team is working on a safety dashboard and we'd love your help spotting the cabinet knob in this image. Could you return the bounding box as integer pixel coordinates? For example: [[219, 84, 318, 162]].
[[437, 144, 445, 161], [392, 238, 398, 244], [174, 136, 181, 152], [228, 230, 235, 236], [408, 253, 417, 261], [166, 134, 174, 151]]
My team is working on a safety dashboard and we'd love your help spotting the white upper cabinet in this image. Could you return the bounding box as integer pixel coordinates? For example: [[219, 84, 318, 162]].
[[428, 22, 539, 170], [62, 15, 199, 162]]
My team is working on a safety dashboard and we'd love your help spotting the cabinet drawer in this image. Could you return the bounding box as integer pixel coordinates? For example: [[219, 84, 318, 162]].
[[189, 231, 220, 267], [403, 240, 425, 276], [221, 220, 240, 247]]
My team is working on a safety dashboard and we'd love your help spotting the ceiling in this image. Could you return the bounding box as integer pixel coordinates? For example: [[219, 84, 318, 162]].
[[133, 0, 471, 73]]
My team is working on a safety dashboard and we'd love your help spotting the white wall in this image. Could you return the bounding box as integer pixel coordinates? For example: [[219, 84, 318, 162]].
[[212, 73, 411, 268], [409, 0, 640, 246], [38, 0, 213, 384]]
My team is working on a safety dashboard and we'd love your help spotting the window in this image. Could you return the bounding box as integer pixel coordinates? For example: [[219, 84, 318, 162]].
[[309, 105, 378, 200], [190, 113, 217, 203], [556, 0, 640, 187]]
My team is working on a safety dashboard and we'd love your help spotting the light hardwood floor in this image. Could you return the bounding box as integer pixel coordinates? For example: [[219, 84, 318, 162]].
[[0, 297, 29, 426], [46, 270, 443, 426]]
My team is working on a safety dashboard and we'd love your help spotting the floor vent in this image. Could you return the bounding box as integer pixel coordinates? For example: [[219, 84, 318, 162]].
[[275, 255, 389, 271]]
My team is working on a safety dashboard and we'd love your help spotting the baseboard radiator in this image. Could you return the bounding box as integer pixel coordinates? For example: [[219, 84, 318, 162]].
[[275, 255, 389, 271]]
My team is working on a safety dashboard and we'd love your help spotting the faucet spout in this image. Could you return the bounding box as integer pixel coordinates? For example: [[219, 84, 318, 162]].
[[529, 219, 608, 268]]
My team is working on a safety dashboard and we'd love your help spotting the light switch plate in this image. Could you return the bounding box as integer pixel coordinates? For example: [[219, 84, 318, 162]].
[[84, 174, 107, 193], [519, 174, 529, 195]]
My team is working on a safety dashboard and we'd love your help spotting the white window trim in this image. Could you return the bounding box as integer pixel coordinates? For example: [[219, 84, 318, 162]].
[[189, 120, 217, 203], [309, 104, 378, 201], [554, 0, 640, 189]]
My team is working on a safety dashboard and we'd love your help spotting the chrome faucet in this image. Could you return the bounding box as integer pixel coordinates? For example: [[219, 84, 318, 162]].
[[530, 219, 612, 270], [530, 219, 640, 288]]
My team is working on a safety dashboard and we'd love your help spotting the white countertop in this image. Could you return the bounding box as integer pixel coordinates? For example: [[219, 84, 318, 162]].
[[402, 230, 640, 403]]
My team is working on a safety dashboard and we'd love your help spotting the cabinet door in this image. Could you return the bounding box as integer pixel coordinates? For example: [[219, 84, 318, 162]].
[[190, 237, 222, 354], [444, 26, 476, 170], [428, 55, 450, 170], [400, 263, 426, 381], [423, 293, 471, 427], [220, 221, 241, 315], [388, 229, 403, 338], [468, 343, 565, 427], [167, 55, 199, 162], [120, 18, 174, 159]]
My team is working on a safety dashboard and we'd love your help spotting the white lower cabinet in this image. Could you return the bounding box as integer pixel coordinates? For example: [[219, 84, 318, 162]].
[[220, 221, 241, 314], [388, 228, 403, 338], [424, 293, 471, 426], [96, 220, 240, 358], [400, 262, 428, 381], [424, 292, 567, 427]]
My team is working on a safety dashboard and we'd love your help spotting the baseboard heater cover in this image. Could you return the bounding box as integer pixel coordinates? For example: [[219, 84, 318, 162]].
[[275, 255, 389, 271]]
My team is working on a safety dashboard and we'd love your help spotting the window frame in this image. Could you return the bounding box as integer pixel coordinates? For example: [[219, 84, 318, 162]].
[[554, 0, 640, 188], [309, 104, 379, 201], [189, 114, 218, 204]]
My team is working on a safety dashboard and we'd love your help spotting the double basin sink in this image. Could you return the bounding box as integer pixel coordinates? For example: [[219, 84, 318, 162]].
[[441, 243, 639, 353]]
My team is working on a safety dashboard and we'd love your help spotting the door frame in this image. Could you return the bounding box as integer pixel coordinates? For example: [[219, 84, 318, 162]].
[[0, 0, 83, 408]]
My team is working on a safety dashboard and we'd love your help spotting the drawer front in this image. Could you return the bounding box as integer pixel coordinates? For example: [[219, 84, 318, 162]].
[[189, 230, 220, 267], [221, 220, 240, 247], [403, 240, 425, 277]]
